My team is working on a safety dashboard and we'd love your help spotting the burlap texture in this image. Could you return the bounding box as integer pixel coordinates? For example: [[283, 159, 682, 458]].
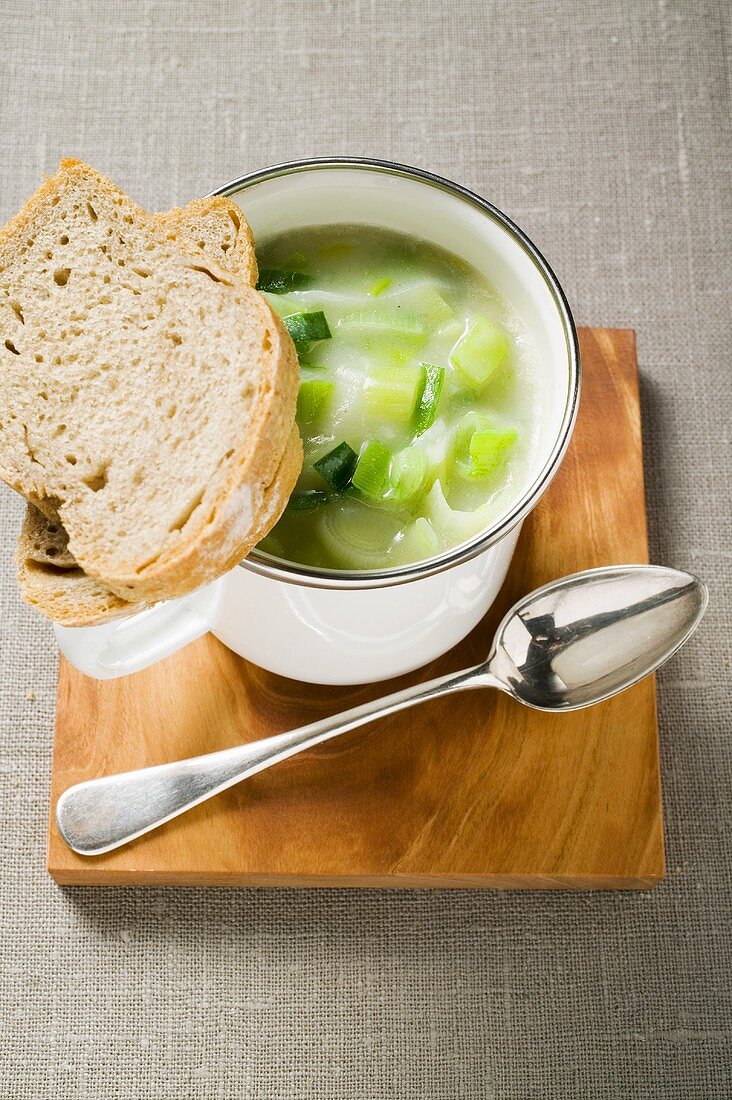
[[0, 1, 729, 1096]]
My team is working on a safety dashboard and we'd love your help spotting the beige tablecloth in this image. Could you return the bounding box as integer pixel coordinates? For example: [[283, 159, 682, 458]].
[[1, 1, 729, 1096]]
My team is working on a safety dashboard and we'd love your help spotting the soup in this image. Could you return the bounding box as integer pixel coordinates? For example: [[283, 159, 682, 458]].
[[256, 224, 540, 571]]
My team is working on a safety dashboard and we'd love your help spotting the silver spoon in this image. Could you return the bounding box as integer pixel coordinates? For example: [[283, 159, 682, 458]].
[[56, 564, 707, 856]]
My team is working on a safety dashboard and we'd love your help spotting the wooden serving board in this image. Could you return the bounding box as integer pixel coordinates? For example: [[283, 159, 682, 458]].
[[48, 328, 664, 889]]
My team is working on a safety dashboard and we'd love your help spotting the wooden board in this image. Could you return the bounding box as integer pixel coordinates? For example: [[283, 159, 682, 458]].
[[48, 328, 664, 889]]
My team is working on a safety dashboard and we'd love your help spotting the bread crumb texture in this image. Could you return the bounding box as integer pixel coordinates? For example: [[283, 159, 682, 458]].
[[0, 160, 299, 603]]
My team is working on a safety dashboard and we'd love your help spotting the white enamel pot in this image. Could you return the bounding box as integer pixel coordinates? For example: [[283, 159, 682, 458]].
[[55, 159, 580, 686]]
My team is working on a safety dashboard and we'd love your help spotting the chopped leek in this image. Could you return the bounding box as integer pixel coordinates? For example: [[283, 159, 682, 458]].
[[337, 309, 426, 339], [364, 365, 421, 423], [413, 363, 445, 436], [393, 517, 439, 564], [313, 441, 358, 492], [297, 379, 334, 423], [368, 276, 392, 297], [380, 345, 414, 369], [389, 447, 429, 504], [283, 311, 332, 344], [352, 439, 392, 500], [319, 499, 404, 569], [423, 480, 494, 544], [451, 316, 509, 387], [415, 286, 454, 324], [257, 269, 312, 293], [468, 428, 517, 477], [451, 412, 517, 479]]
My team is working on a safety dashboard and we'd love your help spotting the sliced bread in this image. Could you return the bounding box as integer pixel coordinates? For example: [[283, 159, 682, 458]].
[[17, 504, 142, 625], [162, 196, 258, 286], [18, 423, 302, 626], [15, 190, 301, 625], [0, 159, 299, 603]]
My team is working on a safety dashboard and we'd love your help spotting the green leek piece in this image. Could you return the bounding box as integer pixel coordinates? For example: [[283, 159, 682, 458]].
[[413, 363, 445, 436], [451, 316, 509, 387], [364, 365, 422, 423], [394, 517, 439, 564], [368, 276, 393, 297], [319, 499, 404, 570], [352, 439, 392, 500], [452, 412, 517, 479], [257, 269, 312, 293], [380, 345, 414, 369], [313, 441, 358, 492], [389, 447, 429, 504], [337, 308, 426, 339], [468, 427, 518, 477], [286, 489, 330, 512], [297, 379, 334, 423], [415, 285, 454, 324], [283, 311, 332, 344], [423, 480, 494, 544]]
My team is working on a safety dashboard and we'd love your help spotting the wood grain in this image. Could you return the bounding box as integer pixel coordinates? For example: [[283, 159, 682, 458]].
[[48, 328, 664, 888]]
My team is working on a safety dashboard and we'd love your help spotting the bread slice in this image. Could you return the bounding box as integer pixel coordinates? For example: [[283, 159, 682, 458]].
[[0, 159, 299, 603], [15, 193, 260, 624], [162, 196, 258, 286], [18, 423, 302, 626], [15, 190, 301, 625], [17, 505, 143, 625]]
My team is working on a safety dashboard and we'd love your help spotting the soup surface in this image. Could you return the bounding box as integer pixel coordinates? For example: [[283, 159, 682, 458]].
[[256, 224, 539, 571]]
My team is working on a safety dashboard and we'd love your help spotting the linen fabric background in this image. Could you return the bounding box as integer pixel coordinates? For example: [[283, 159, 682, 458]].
[[0, 1, 730, 1097]]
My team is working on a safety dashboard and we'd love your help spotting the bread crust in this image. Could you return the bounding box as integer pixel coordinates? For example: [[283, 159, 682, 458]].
[[162, 196, 258, 286], [17, 424, 302, 626], [11, 168, 302, 623], [2, 160, 299, 606]]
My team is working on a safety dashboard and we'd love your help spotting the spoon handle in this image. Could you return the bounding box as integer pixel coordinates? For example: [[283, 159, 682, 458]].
[[57, 663, 491, 855]]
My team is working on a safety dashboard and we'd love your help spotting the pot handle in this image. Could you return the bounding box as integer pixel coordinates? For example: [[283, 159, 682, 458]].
[[53, 579, 225, 680]]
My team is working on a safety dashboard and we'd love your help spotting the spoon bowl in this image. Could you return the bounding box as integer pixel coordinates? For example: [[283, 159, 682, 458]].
[[487, 565, 708, 711]]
